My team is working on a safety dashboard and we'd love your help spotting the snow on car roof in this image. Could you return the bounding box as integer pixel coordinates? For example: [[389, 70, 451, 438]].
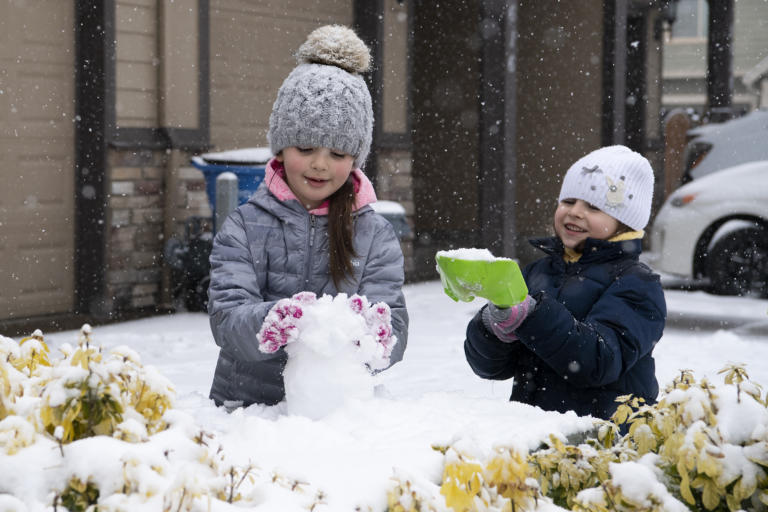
[[687, 109, 768, 180]]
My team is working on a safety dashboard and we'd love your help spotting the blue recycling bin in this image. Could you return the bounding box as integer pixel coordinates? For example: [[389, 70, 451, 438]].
[[191, 147, 271, 209]]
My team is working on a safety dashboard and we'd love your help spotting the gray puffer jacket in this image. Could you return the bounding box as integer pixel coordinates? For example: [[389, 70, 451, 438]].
[[208, 166, 408, 408]]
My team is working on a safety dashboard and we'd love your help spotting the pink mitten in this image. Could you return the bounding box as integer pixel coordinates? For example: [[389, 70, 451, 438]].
[[481, 295, 536, 343], [258, 292, 317, 353], [366, 301, 395, 358], [349, 294, 397, 361]]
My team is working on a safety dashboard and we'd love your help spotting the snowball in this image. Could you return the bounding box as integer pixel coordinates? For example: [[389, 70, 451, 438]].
[[275, 293, 396, 419]]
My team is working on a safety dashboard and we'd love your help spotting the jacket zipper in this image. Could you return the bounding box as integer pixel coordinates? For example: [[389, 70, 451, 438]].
[[303, 214, 316, 289]]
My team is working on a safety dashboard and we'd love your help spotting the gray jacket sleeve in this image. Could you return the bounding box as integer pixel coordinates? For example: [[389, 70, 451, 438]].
[[207, 210, 278, 362], [358, 219, 409, 366]]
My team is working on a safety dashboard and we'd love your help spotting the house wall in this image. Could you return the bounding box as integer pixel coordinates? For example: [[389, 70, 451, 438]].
[[0, 0, 414, 330], [375, 0, 414, 278], [99, 0, 415, 319], [514, 0, 605, 265], [209, 0, 353, 151], [116, 0, 160, 128], [1, 0, 656, 329], [411, 1, 483, 278], [0, 1, 75, 322], [662, 0, 768, 113]]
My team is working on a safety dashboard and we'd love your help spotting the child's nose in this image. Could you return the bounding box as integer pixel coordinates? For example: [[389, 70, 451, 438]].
[[569, 201, 587, 216], [310, 154, 328, 171]]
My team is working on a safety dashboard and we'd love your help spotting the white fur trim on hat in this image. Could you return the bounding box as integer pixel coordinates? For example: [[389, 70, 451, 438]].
[[267, 25, 373, 169], [558, 145, 655, 230]]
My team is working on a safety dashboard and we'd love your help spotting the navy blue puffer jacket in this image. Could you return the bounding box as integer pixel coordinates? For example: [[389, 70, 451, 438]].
[[465, 236, 666, 420]]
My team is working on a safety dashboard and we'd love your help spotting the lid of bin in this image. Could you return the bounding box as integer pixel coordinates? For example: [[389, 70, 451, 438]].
[[198, 147, 273, 165], [370, 200, 406, 215]]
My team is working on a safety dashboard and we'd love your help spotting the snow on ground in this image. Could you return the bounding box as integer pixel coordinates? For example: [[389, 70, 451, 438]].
[[5, 281, 768, 510], [38, 281, 768, 407]]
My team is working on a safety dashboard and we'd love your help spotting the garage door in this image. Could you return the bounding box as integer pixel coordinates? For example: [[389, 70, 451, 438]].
[[0, 1, 75, 321]]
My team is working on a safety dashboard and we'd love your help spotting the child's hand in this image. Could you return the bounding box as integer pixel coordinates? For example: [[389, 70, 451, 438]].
[[435, 254, 528, 307], [482, 295, 536, 342], [258, 293, 317, 353]]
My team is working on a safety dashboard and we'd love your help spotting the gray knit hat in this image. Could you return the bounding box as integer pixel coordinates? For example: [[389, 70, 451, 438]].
[[558, 145, 655, 231], [268, 25, 373, 170]]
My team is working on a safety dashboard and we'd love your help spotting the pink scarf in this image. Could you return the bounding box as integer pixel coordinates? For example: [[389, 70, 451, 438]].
[[264, 158, 378, 215]]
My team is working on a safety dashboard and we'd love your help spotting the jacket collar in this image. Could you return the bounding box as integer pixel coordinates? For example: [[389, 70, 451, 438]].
[[261, 157, 377, 215], [530, 235, 643, 264]]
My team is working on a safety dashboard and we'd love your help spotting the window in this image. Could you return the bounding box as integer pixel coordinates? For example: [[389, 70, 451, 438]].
[[671, 0, 709, 39]]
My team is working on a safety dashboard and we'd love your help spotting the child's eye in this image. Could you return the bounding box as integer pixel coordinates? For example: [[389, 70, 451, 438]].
[[587, 203, 600, 211], [331, 151, 348, 159], [297, 147, 314, 154], [561, 199, 576, 205]]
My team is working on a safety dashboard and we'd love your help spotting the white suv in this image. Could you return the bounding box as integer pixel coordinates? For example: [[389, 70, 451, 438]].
[[648, 160, 768, 297]]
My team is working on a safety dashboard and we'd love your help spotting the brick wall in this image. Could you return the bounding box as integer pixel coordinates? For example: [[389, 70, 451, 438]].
[[375, 149, 415, 280], [105, 149, 211, 314]]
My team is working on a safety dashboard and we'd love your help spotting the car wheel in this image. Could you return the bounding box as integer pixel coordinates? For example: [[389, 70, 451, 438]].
[[706, 227, 768, 297]]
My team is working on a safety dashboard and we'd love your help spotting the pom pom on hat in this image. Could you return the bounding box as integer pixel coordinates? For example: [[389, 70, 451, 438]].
[[558, 145, 655, 231], [268, 25, 373, 169], [296, 25, 371, 73]]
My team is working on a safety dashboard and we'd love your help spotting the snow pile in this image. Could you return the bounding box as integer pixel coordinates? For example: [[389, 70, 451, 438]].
[[0, 323, 595, 511], [257, 292, 397, 419]]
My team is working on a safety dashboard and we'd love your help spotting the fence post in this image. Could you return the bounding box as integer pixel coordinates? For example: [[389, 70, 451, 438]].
[[663, 109, 691, 199], [215, 172, 238, 233]]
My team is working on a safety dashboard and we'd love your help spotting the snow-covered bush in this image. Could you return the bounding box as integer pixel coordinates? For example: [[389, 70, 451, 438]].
[[0, 327, 329, 510], [387, 365, 768, 512], [1, 326, 174, 443]]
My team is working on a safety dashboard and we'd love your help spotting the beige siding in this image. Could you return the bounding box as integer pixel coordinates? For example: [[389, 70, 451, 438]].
[[158, 0, 200, 128], [116, 0, 159, 127], [209, 0, 353, 150], [662, 39, 707, 79], [382, 0, 409, 134], [0, 0, 75, 320], [733, 0, 768, 76]]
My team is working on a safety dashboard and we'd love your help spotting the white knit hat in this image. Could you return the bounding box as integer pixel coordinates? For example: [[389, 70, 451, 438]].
[[558, 145, 655, 231], [268, 25, 373, 170]]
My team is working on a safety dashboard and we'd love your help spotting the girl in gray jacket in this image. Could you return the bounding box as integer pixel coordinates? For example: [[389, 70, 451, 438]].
[[208, 25, 408, 408]]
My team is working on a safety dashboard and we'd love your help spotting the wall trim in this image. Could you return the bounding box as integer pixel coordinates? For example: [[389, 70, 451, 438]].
[[74, 0, 116, 316]]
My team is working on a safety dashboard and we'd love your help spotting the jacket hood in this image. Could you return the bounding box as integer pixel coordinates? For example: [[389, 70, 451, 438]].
[[260, 157, 377, 215]]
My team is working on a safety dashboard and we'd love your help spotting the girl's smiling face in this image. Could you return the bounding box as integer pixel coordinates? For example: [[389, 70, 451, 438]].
[[277, 147, 355, 210], [554, 198, 620, 250]]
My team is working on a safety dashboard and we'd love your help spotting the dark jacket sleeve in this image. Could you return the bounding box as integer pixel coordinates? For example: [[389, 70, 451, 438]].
[[515, 269, 666, 388], [358, 218, 409, 366], [464, 307, 525, 380]]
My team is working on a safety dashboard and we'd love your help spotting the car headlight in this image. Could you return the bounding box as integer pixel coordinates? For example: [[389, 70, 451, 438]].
[[670, 193, 697, 207]]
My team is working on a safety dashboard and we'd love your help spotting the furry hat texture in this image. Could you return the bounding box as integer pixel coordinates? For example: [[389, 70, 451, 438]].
[[268, 25, 373, 169], [558, 145, 655, 231]]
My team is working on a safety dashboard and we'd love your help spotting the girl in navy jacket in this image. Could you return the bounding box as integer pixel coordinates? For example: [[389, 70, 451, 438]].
[[464, 146, 666, 420]]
